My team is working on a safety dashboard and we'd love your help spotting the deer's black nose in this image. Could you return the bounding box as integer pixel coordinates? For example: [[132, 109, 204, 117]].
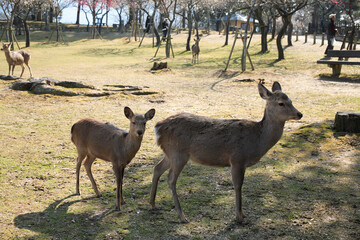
[[137, 130, 143, 136], [297, 112, 303, 119]]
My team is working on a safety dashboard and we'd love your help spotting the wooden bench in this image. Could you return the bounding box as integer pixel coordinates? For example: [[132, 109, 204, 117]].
[[317, 50, 360, 76]]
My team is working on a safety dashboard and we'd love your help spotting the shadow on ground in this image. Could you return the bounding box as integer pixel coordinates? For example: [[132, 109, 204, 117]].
[[14, 194, 115, 239], [318, 74, 360, 84]]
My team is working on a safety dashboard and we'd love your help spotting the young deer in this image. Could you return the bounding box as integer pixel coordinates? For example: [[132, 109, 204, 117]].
[[191, 38, 200, 64], [71, 107, 155, 210], [1, 42, 32, 78], [150, 82, 302, 224]]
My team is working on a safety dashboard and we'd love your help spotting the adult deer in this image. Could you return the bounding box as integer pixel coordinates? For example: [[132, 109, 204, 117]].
[[191, 38, 200, 64], [150, 81, 302, 223], [1, 42, 32, 78], [71, 107, 155, 210]]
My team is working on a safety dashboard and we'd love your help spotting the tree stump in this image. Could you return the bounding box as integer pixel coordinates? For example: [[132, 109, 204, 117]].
[[335, 112, 360, 133], [151, 62, 168, 70]]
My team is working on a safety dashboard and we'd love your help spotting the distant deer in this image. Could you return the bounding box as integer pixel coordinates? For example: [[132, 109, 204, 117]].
[[191, 38, 200, 64], [150, 82, 302, 224], [1, 42, 32, 78], [71, 107, 155, 210]]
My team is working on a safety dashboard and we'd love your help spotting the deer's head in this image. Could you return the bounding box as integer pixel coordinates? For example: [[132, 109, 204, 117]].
[[258, 81, 303, 122], [124, 107, 156, 138]]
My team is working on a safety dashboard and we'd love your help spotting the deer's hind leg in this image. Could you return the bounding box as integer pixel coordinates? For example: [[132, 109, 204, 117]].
[[75, 151, 87, 195], [84, 155, 101, 197], [150, 155, 170, 208], [167, 152, 190, 223], [24, 58, 32, 77], [19, 64, 25, 78]]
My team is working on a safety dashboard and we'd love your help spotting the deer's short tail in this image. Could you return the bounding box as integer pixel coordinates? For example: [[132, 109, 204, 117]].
[[70, 124, 75, 143], [154, 122, 163, 146]]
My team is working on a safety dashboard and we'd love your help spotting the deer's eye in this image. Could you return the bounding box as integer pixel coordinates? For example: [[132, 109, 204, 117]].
[[279, 103, 285, 107], [132, 122, 136, 125]]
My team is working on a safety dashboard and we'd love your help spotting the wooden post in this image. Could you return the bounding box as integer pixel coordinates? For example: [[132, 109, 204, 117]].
[[296, 30, 298, 41], [305, 31, 308, 43], [321, 32, 325, 46], [313, 32, 316, 44], [353, 35, 358, 50], [152, 23, 155, 48], [154, 42, 161, 57], [139, 30, 146, 47], [331, 64, 342, 76], [224, 28, 239, 72]]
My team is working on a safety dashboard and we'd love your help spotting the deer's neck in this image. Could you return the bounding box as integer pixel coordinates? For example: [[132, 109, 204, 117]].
[[4, 51, 15, 64], [258, 109, 285, 153], [123, 133, 142, 162]]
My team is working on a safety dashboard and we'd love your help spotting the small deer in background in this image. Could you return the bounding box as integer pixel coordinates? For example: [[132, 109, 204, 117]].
[[71, 107, 155, 210], [191, 38, 200, 64], [150, 81, 302, 224], [1, 42, 32, 78]]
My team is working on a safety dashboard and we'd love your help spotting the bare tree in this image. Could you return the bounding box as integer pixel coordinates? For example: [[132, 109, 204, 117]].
[[275, 0, 308, 60], [81, 0, 113, 39], [0, 0, 21, 49]]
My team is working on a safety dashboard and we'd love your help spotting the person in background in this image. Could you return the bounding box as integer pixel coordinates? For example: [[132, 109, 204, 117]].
[[325, 13, 338, 55], [145, 16, 151, 33], [162, 18, 169, 42]]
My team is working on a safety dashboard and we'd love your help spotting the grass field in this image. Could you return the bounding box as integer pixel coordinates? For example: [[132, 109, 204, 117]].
[[0, 30, 359, 239]]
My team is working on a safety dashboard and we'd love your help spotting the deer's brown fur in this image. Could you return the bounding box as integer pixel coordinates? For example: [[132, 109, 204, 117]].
[[150, 82, 302, 223], [71, 107, 155, 210]]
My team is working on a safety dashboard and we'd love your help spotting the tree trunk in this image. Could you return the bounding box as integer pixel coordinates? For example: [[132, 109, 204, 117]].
[[276, 15, 290, 60], [224, 15, 231, 46], [287, 19, 293, 46], [186, 9, 193, 51], [7, 20, 14, 48], [255, 8, 267, 53], [271, 16, 276, 40], [56, 17, 59, 42], [165, 22, 173, 58], [182, 9, 186, 28], [76, 2, 81, 25], [92, 11, 96, 39]]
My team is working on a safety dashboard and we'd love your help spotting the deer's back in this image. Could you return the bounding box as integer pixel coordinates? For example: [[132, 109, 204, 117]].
[[71, 118, 127, 161], [155, 113, 262, 167]]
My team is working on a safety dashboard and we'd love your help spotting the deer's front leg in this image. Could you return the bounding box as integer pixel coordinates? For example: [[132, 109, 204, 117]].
[[120, 167, 125, 205], [231, 164, 246, 224], [114, 164, 124, 211]]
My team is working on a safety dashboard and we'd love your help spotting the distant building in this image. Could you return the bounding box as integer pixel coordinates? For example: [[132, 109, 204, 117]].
[[219, 13, 258, 32]]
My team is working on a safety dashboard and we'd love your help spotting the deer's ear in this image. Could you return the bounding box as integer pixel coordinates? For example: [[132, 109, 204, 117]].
[[258, 83, 273, 100], [145, 108, 155, 121], [272, 81, 282, 92], [124, 107, 134, 119]]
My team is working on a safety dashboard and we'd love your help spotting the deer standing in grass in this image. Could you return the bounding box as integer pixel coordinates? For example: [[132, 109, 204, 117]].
[[150, 82, 302, 224], [71, 107, 155, 210], [1, 42, 32, 78], [192, 38, 200, 64]]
